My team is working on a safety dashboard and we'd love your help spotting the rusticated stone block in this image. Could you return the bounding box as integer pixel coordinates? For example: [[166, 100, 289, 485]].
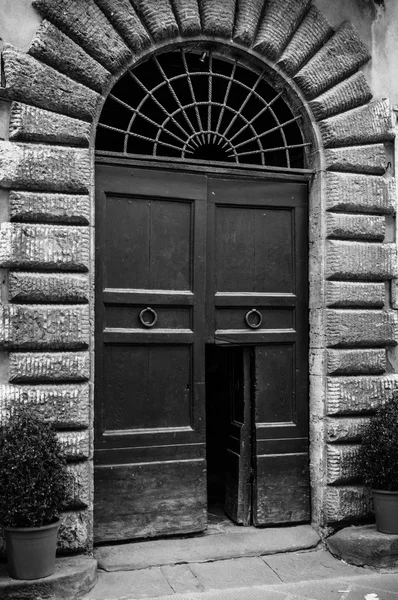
[[326, 172, 395, 215], [319, 99, 394, 148], [9, 351, 90, 382], [0, 224, 88, 272], [294, 22, 370, 100], [327, 310, 397, 347], [90, 0, 151, 51], [0, 224, 89, 271], [326, 417, 370, 443], [0, 305, 89, 350], [233, 0, 264, 47], [57, 430, 90, 461], [1, 46, 98, 122], [58, 509, 92, 553], [167, 0, 202, 36], [326, 214, 385, 241], [327, 375, 398, 415], [10, 191, 90, 225], [325, 145, 387, 176], [309, 72, 372, 122], [0, 383, 89, 428], [326, 282, 385, 308], [254, 0, 310, 61], [277, 6, 333, 76], [134, 0, 179, 41], [327, 241, 397, 280], [9, 272, 89, 303], [200, 0, 236, 38], [32, 0, 131, 74], [0, 142, 90, 193], [9, 103, 90, 147], [66, 462, 92, 509], [324, 486, 373, 522], [28, 20, 110, 93], [327, 444, 361, 484], [327, 349, 386, 375]]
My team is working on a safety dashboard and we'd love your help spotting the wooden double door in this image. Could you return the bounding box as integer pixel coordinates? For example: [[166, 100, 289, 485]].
[[94, 163, 309, 543]]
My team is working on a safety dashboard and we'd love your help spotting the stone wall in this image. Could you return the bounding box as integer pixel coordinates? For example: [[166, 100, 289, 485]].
[[0, 0, 396, 550]]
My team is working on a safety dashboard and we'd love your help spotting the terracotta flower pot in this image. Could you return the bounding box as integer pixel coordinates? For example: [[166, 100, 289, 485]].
[[4, 519, 60, 580], [372, 489, 398, 535]]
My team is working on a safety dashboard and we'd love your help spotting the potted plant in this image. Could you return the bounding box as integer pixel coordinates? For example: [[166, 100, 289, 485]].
[[0, 410, 69, 579], [359, 395, 398, 534]]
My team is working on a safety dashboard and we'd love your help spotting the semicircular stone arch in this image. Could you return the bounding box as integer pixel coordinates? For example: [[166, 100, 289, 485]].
[[0, 0, 396, 553]]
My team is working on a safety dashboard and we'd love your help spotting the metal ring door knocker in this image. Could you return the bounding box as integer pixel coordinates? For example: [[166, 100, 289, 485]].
[[245, 308, 263, 329], [139, 307, 158, 328]]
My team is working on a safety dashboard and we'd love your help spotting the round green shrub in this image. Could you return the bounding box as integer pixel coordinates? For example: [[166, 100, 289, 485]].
[[0, 411, 69, 528], [359, 396, 398, 491]]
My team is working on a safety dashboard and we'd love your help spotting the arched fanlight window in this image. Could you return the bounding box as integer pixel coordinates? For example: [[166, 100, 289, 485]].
[[97, 49, 309, 169]]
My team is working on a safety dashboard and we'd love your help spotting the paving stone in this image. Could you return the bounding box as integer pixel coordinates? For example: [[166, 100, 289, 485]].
[[263, 549, 363, 583], [161, 564, 203, 594], [84, 568, 173, 599], [189, 557, 280, 590], [327, 524, 398, 569]]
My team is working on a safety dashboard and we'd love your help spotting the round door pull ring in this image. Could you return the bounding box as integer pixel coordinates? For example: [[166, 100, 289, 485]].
[[139, 307, 158, 328], [245, 308, 263, 329]]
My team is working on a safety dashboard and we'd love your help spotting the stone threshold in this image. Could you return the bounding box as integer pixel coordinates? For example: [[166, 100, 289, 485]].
[[0, 555, 97, 600], [95, 524, 320, 572]]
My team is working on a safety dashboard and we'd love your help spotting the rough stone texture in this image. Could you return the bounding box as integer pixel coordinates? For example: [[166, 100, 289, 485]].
[[327, 375, 398, 414], [200, 0, 236, 38], [9, 351, 90, 382], [9, 272, 89, 303], [324, 486, 373, 522], [0, 305, 90, 350], [308, 72, 372, 122], [327, 241, 397, 280], [28, 20, 110, 93], [9, 102, 91, 147], [233, 0, 264, 47], [327, 525, 398, 569], [1, 46, 99, 122], [0, 142, 90, 193], [94, 0, 152, 51], [134, 0, 179, 41], [324, 145, 387, 175], [326, 172, 396, 215], [10, 191, 90, 225], [326, 310, 397, 348], [32, 0, 132, 74], [170, 0, 202, 36], [326, 214, 385, 241], [58, 509, 92, 553], [0, 224, 90, 271], [278, 7, 333, 76], [58, 431, 90, 461], [67, 461, 92, 509], [254, 0, 310, 61], [319, 99, 395, 148], [0, 384, 89, 428], [327, 444, 361, 484], [0, 556, 97, 600], [294, 22, 370, 100], [327, 349, 386, 375], [326, 282, 385, 308], [326, 417, 370, 443]]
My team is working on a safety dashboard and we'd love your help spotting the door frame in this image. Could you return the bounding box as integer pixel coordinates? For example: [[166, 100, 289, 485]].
[[94, 154, 312, 537]]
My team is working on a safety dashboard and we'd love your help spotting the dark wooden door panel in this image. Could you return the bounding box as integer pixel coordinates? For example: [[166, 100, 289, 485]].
[[95, 165, 207, 542]]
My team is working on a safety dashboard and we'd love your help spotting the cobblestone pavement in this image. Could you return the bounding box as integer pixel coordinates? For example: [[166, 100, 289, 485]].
[[82, 548, 398, 600]]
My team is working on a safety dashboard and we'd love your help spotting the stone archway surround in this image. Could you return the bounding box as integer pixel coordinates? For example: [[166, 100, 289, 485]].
[[0, 0, 396, 553]]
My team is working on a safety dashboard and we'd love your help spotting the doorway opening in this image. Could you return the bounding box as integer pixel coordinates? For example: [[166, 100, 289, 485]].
[[205, 345, 252, 527]]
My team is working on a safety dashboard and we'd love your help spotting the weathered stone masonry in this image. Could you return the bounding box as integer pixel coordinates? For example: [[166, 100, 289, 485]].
[[0, 0, 396, 551]]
